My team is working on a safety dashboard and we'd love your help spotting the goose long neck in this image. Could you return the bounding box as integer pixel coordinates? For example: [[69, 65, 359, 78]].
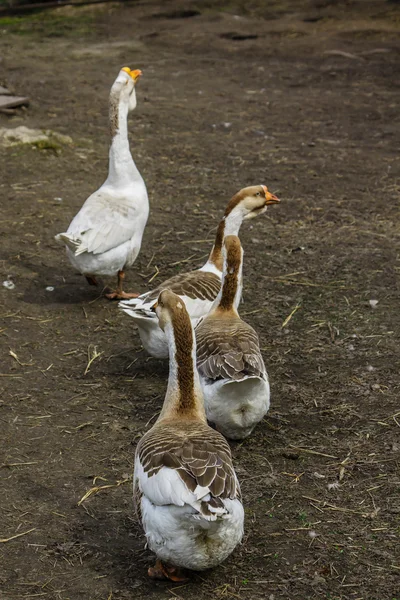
[[107, 91, 141, 186], [208, 208, 244, 271], [159, 314, 206, 422], [213, 247, 243, 315]]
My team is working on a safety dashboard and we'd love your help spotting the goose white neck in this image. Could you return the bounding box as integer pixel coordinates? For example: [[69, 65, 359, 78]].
[[106, 90, 142, 187], [224, 207, 247, 237], [206, 207, 247, 271], [158, 319, 206, 422]]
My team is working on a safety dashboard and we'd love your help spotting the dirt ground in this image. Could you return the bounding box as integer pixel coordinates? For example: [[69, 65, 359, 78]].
[[1, 0, 399, 598]]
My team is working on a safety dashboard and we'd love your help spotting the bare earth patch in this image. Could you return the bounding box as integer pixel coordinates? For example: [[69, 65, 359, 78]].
[[0, 1, 399, 599]]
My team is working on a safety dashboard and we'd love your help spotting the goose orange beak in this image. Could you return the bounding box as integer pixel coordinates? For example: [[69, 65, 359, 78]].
[[121, 67, 142, 82], [262, 185, 280, 205]]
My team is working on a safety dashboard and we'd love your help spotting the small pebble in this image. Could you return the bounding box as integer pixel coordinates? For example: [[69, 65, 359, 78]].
[[369, 299, 378, 309], [348, 344, 355, 351], [54, 197, 63, 202], [366, 365, 375, 372], [46, 286, 55, 292], [3, 280, 15, 290], [308, 530, 318, 539]]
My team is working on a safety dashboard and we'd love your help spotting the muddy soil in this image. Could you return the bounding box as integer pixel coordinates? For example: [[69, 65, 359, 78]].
[[1, 1, 399, 599]]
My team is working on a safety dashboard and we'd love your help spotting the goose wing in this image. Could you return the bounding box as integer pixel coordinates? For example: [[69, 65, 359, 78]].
[[134, 422, 240, 519], [62, 186, 147, 256], [120, 270, 221, 316], [196, 317, 266, 381]]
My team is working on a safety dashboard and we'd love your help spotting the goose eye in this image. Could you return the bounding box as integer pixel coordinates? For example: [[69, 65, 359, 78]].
[[256, 192, 261, 196]]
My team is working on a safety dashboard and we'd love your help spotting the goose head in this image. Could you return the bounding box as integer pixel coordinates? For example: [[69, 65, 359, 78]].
[[112, 67, 142, 112], [226, 185, 280, 221], [153, 289, 190, 333]]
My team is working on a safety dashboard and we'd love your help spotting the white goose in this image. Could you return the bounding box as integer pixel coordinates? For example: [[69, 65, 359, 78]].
[[195, 235, 270, 440], [134, 289, 244, 582], [55, 67, 149, 299], [120, 185, 280, 356]]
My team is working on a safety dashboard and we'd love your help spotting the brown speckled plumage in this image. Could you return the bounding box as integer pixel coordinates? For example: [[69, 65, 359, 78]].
[[196, 235, 266, 382], [145, 270, 221, 303], [196, 317, 265, 381], [135, 421, 239, 502]]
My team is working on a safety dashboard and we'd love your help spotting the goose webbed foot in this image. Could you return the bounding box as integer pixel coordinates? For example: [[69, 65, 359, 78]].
[[104, 290, 140, 300], [104, 270, 140, 301]]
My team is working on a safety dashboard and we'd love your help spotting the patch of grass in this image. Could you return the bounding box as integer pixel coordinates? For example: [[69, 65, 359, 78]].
[[0, 10, 94, 38], [30, 139, 62, 152], [297, 510, 310, 525]]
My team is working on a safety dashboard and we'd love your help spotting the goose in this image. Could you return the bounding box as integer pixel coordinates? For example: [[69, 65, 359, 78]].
[[133, 289, 244, 581], [55, 67, 149, 299], [195, 235, 270, 440], [120, 185, 280, 356]]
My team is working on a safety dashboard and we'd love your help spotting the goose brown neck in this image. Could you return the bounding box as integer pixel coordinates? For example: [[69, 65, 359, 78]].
[[160, 307, 205, 421], [208, 220, 225, 271], [217, 239, 242, 312], [173, 309, 196, 413]]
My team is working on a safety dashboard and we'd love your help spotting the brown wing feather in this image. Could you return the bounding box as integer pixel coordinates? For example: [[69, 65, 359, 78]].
[[145, 270, 221, 302], [133, 476, 142, 521], [196, 317, 266, 381], [136, 421, 239, 503]]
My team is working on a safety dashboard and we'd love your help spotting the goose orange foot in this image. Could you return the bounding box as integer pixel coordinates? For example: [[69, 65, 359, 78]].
[[104, 289, 140, 300], [148, 559, 190, 583], [104, 270, 140, 301]]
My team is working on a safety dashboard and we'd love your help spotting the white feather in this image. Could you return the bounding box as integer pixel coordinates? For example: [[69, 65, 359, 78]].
[[55, 69, 149, 279], [134, 456, 244, 571], [202, 375, 270, 440]]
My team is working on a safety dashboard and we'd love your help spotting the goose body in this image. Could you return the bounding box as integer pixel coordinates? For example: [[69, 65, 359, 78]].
[[55, 67, 149, 299], [196, 236, 270, 440], [120, 185, 280, 357], [133, 290, 244, 579]]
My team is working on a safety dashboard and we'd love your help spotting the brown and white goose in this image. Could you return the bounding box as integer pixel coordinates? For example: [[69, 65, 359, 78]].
[[120, 185, 280, 357], [195, 235, 270, 440], [133, 289, 244, 581]]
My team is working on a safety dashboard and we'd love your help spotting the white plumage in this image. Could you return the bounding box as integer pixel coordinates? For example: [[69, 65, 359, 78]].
[[55, 67, 149, 299], [202, 376, 270, 441]]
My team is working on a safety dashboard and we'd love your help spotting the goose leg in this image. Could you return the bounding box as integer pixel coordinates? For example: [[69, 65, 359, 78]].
[[85, 275, 98, 286], [104, 270, 140, 300], [148, 559, 189, 582]]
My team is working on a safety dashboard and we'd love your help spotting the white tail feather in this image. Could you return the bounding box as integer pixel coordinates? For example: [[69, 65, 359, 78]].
[[55, 233, 84, 255]]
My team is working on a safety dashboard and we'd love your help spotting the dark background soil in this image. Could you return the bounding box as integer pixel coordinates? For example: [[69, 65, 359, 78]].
[[1, 1, 399, 599]]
